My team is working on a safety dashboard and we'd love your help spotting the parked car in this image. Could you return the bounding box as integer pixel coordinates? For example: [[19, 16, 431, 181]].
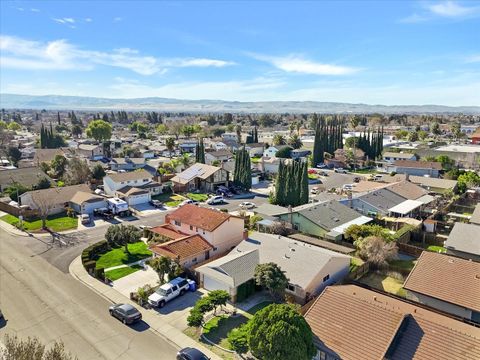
[[318, 170, 329, 176], [334, 168, 348, 174], [373, 174, 383, 181], [342, 184, 355, 191], [216, 185, 233, 197], [80, 214, 90, 224], [149, 199, 164, 208], [206, 196, 224, 205], [316, 163, 327, 169], [310, 186, 321, 195], [148, 277, 190, 308], [239, 201, 255, 209], [180, 199, 198, 207], [353, 176, 361, 183], [94, 208, 114, 220], [109, 303, 142, 325], [176, 347, 210, 360]]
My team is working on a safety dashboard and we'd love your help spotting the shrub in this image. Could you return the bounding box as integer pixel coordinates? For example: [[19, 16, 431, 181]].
[[83, 260, 96, 273], [94, 267, 105, 280], [228, 325, 249, 354]]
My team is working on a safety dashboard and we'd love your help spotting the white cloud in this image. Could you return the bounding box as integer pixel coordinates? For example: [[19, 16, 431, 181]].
[[30, 8, 40, 13], [401, 1, 480, 23], [428, 1, 476, 17], [113, 17, 123, 22], [85, 18, 93, 22], [250, 53, 359, 75], [0, 35, 235, 75]]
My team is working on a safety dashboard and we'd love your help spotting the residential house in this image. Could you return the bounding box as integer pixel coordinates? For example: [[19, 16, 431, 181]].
[[69, 191, 107, 215], [277, 200, 371, 240], [197, 232, 351, 304], [164, 204, 245, 255], [221, 132, 237, 142], [109, 157, 146, 171], [204, 150, 233, 165], [263, 145, 290, 158], [305, 285, 480, 360], [384, 173, 458, 194], [330, 148, 366, 169], [170, 163, 229, 193], [403, 251, 480, 323], [444, 222, 480, 262], [343, 188, 406, 216], [179, 140, 197, 153], [211, 141, 229, 151], [33, 148, 67, 165], [222, 139, 241, 151], [470, 203, 480, 225], [382, 151, 417, 163], [139, 148, 155, 159], [149, 225, 214, 269], [471, 127, 480, 144], [103, 169, 163, 205], [291, 149, 311, 159], [77, 144, 104, 160], [257, 156, 281, 174], [0, 167, 54, 192], [244, 143, 265, 157], [20, 184, 91, 215], [394, 160, 442, 178]]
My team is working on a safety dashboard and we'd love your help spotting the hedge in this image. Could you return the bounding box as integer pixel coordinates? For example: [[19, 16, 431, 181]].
[[81, 240, 110, 272]]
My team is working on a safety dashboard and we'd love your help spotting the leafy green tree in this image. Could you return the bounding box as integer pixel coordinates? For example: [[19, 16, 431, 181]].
[[451, 122, 461, 140], [344, 224, 394, 244], [1, 334, 77, 360], [187, 308, 204, 328], [247, 304, 316, 360], [227, 325, 249, 355], [254, 263, 289, 301], [275, 146, 292, 158], [7, 121, 21, 131], [431, 121, 441, 136], [71, 124, 83, 138], [104, 224, 140, 254], [85, 120, 112, 142], [51, 155, 68, 178], [156, 123, 169, 135], [92, 163, 106, 180], [457, 171, 480, 193], [233, 146, 251, 190], [64, 158, 91, 185], [4, 183, 30, 202], [7, 146, 21, 166], [195, 138, 205, 163], [34, 177, 51, 190], [345, 136, 359, 149], [208, 290, 230, 315], [436, 155, 455, 171]]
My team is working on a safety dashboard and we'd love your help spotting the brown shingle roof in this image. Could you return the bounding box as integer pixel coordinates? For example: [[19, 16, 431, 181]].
[[386, 181, 428, 200], [23, 184, 91, 206], [305, 285, 480, 360], [106, 169, 152, 183], [403, 251, 480, 312], [167, 204, 232, 232], [149, 234, 213, 260], [394, 160, 442, 170]]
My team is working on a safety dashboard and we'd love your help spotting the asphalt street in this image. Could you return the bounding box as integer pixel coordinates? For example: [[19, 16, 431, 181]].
[[0, 228, 179, 360]]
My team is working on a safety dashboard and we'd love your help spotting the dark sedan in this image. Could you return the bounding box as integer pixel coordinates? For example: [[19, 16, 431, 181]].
[[176, 347, 210, 360], [109, 303, 142, 325]]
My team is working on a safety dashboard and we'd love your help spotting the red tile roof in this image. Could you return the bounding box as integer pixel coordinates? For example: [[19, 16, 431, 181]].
[[403, 251, 480, 312], [167, 204, 232, 232], [305, 285, 480, 360], [150, 224, 187, 240], [149, 234, 213, 260]]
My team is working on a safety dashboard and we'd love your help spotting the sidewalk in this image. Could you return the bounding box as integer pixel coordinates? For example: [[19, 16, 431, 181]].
[[69, 256, 220, 360]]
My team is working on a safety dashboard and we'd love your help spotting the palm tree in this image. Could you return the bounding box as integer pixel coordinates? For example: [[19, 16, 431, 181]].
[[273, 134, 286, 146], [179, 154, 191, 170], [149, 256, 172, 284], [165, 137, 175, 158], [288, 134, 303, 149]]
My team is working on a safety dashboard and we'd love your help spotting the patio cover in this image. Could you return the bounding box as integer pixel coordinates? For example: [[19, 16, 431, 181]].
[[389, 199, 423, 215]]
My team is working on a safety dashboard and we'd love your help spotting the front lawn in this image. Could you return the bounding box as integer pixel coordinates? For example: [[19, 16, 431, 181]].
[[353, 168, 377, 174], [96, 242, 152, 269], [1, 212, 78, 232], [105, 264, 143, 281], [359, 272, 406, 297], [203, 314, 250, 350], [152, 193, 187, 207], [186, 193, 209, 202]]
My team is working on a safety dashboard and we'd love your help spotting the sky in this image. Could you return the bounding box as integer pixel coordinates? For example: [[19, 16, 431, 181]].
[[0, 0, 479, 106]]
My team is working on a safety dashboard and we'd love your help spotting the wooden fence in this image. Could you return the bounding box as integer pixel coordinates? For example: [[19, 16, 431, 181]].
[[397, 242, 424, 258], [0, 201, 38, 218]]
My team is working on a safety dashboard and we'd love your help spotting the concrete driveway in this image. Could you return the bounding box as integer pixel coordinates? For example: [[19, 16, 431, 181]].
[[112, 265, 159, 297], [131, 203, 166, 216]]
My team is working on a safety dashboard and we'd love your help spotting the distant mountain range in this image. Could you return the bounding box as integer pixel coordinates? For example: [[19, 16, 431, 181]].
[[1, 93, 479, 114]]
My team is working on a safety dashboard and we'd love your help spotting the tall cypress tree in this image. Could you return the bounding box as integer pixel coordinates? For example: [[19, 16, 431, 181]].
[[274, 160, 285, 205]]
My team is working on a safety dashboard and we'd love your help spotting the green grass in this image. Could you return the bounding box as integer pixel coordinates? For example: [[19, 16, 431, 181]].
[[251, 156, 261, 164], [184, 328, 235, 360], [104, 265, 143, 281], [203, 314, 250, 350], [353, 168, 377, 174], [427, 245, 447, 253], [186, 193, 209, 202], [1, 212, 78, 232], [359, 273, 407, 298], [152, 193, 186, 207], [246, 301, 273, 316], [96, 242, 152, 269]]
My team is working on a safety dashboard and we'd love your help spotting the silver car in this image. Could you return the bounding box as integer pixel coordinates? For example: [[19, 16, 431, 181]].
[[109, 303, 142, 325]]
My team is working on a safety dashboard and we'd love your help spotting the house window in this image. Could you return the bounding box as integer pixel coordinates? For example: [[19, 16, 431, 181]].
[[174, 220, 181, 226], [287, 283, 295, 292], [192, 258, 197, 263], [190, 225, 193, 230], [143, 179, 148, 182], [323, 274, 330, 282], [213, 247, 217, 251]]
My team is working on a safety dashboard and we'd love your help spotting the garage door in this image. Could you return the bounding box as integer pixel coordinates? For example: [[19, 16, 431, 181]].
[[127, 193, 150, 206], [203, 276, 230, 292]]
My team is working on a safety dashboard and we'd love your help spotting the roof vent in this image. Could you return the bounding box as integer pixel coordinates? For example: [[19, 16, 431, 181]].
[[290, 248, 295, 252], [448, 259, 454, 264], [475, 274, 480, 280]]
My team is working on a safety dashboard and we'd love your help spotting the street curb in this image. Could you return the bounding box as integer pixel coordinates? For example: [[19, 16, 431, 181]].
[[68, 256, 220, 360]]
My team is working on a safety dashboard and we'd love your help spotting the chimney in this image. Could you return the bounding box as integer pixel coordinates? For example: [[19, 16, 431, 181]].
[[405, 173, 410, 182]]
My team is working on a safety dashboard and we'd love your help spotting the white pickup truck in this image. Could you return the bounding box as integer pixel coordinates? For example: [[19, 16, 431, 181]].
[[148, 277, 190, 308]]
